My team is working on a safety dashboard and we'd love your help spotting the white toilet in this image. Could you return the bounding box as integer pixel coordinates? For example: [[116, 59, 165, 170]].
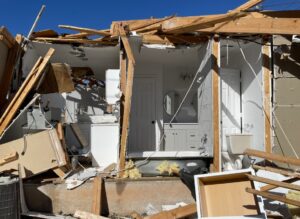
[[221, 134, 253, 171]]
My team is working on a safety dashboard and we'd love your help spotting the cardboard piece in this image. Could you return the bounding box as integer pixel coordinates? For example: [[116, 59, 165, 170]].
[[0, 129, 67, 178], [194, 169, 266, 218]]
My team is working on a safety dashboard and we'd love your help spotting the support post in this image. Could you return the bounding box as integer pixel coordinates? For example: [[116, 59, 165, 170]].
[[212, 36, 221, 172], [262, 37, 272, 153]]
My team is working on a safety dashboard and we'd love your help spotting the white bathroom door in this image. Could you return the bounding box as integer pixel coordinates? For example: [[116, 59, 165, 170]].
[[128, 76, 157, 153], [220, 68, 241, 150]]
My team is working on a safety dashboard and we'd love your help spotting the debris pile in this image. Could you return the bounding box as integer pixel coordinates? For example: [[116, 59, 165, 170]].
[[0, 0, 300, 218]]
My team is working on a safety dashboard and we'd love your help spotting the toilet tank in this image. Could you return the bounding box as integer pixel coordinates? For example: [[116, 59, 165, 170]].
[[226, 134, 253, 154]]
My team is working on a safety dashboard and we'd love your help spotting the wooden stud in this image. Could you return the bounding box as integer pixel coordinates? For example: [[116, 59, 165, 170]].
[[246, 187, 300, 207], [212, 37, 221, 172], [143, 203, 196, 219], [58, 25, 111, 36], [260, 177, 299, 192], [262, 39, 272, 153], [91, 176, 103, 215], [247, 174, 300, 191], [118, 60, 135, 177], [0, 48, 55, 136], [245, 149, 300, 166]]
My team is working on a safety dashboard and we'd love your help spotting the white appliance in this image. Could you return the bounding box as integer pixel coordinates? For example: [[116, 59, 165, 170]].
[[90, 123, 119, 167], [105, 69, 120, 105]]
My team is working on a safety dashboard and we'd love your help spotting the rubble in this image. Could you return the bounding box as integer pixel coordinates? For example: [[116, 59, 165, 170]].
[[0, 0, 300, 218]]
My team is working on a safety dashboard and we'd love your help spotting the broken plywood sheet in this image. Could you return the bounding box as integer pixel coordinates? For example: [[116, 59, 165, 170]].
[[194, 169, 266, 218], [0, 129, 67, 178], [37, 63, 74, 94]]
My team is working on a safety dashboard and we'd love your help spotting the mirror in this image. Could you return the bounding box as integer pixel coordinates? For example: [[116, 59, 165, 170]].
[[163, 91, 179, 116]]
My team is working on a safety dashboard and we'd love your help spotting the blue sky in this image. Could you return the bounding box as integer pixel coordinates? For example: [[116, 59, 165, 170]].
[[0, 0, 299, 36]]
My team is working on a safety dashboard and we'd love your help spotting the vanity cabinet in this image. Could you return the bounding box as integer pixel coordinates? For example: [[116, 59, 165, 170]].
[[164, 123, 202, 151]]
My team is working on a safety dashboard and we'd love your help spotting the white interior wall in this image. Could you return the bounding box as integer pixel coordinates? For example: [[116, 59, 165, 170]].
[[220, 40, 264, 151], [22, 42, 119, 123], [127, 38, 210, 155]]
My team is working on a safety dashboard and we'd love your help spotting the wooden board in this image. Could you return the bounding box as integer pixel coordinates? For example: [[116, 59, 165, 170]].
[[262, 40, 272, 153], [119, 60, 135, 177], [212, 37, 220, 172], [0, 48, 55, 136], [144, 203, 196, 219], [0, 129, 67, 178], [245, 149, 300, 166], [91, 176, 103, 215], [195, 170, 263, 218]]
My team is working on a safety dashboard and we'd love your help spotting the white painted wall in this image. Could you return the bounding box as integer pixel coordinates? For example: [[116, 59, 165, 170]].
[[22, 42, 120, 123], [127, 39, 213, 155], [220, 40, 264, 152]]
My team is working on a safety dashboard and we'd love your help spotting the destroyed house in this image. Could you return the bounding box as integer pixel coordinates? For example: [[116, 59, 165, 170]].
[[1, 0, 300, 218]]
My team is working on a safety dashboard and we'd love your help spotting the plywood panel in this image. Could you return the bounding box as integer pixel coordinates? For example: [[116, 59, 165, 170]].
[[0, 129, 67, 178], [201, 178, 258, 217]]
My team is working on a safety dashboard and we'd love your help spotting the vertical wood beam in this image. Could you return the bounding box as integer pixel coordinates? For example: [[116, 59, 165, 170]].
[[263, 39, 272, 153], [118, 59, 135, 177], [212, 37, 221, 172]]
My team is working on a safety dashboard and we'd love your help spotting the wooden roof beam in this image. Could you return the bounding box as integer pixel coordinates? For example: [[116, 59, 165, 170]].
[[58, 25, 111, 37], [197, 17, 300, 35], [162, 0, 263, 34]]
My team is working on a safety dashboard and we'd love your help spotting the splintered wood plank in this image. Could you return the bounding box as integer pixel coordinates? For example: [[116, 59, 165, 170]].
[[119, 60, 135, 177], [0, 48, 55, 136], [246, 188, 300, 207], [263, 39, 272, 153], [247, 174, 300, 191], [143, 203, 197, 219], [212, 37, 220, 172], [245, 149, 300, 166], [58, 25, 111, 36]]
